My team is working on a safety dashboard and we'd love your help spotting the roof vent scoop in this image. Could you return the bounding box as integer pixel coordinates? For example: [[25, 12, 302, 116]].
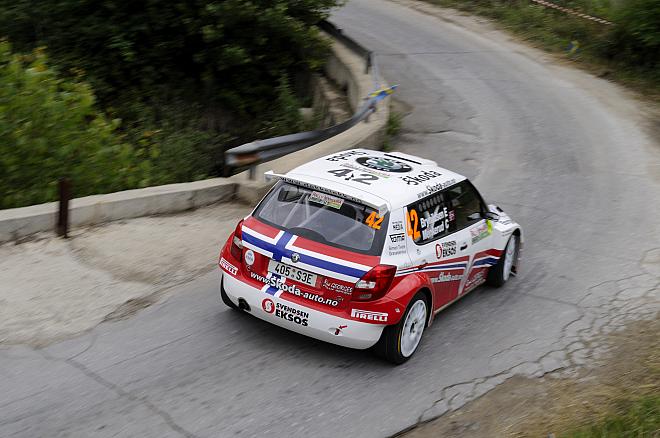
[[384, 151, 437, 167]]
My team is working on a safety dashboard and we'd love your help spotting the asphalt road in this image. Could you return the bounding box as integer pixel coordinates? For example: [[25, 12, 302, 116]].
[[2, 0, 659, 437]]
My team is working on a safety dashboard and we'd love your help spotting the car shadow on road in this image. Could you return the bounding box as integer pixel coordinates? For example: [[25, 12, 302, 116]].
[[214, 308, 392, 369]]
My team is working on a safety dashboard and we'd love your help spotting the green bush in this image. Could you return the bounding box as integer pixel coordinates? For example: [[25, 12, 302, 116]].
[[608, 0, 660, 76], [0, 0, 337, 118], [427, 0, 660, 95], [0, 42, 144, 208]]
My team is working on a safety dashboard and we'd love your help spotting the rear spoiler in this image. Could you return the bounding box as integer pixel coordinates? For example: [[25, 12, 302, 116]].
[[264, 170, 388, 214]]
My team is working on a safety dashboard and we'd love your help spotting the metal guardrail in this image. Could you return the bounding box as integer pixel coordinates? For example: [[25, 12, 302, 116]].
[[318, 20, 373, 74], [224, 20, 391, 179]]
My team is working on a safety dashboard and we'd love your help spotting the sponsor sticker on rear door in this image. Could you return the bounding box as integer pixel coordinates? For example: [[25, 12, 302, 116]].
[[309, 191, 344, 209]]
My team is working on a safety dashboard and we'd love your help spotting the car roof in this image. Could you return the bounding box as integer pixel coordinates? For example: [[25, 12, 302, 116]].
[[280, 149, 467, 210]]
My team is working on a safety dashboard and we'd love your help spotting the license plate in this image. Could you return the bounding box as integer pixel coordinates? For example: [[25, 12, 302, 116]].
[[268, 260, 318, 287]]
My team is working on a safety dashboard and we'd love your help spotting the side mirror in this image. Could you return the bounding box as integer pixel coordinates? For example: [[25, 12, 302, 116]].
[[467, 211, 499, 221], [484, 211, 500, 221]]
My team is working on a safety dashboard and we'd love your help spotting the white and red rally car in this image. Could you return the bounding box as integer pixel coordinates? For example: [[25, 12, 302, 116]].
[[219, 149, 522, 363]]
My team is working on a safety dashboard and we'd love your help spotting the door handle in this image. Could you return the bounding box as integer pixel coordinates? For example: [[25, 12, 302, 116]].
[[460, 243, 468, 251]]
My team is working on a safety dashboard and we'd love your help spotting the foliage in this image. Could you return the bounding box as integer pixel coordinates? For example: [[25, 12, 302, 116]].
[[0, 42, 145, 208], [608, 0, 660, 78], [0, 0, 341, 208], [426, 0, 660, 97], [565, 395, 660, 437], [0, 0, 337, 118]]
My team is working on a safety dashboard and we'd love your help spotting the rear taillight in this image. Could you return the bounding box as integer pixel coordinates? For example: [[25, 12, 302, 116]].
[[229, 219, 244, 261], [352, 265, 397, 301]]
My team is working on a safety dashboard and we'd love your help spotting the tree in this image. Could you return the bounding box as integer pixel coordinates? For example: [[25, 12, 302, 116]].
[[0, 42, 143, 208], [0, 0, 340, 117]]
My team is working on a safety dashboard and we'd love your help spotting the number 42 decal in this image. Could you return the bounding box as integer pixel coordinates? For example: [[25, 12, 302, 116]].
[[328, 169, 378, 185], [365, 212, 384, 229], [406, 208, 421, 240]]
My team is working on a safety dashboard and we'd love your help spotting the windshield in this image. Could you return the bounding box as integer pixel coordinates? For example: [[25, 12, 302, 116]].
[[254, 182, 389, 256]]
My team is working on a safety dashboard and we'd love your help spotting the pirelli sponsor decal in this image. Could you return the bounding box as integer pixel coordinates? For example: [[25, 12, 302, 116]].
[[220, 257, 238, 275], [351, 308, 388, 322]]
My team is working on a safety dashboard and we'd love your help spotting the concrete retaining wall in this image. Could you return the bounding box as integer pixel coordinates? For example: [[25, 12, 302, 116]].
[[0, 33, 389, 244], [232, 37, 389, 182], [0, 179, 237, 243]]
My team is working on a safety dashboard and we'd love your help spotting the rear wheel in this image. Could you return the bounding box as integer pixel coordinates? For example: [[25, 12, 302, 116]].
[[220, 278, 240, 310], [374, 292, 429, 364], [487, 234, 518, 287]]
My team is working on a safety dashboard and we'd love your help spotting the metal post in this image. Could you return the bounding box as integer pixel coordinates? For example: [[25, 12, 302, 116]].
[[248, 166, 256, 181], [57, 178, 71, 238]]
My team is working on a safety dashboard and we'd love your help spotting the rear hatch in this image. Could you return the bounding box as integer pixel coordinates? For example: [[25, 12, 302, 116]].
[[239, 182, 389, 310]]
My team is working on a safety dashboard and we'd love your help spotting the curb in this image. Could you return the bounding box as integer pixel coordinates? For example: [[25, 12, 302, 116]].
[[0, 179, 237, 243]]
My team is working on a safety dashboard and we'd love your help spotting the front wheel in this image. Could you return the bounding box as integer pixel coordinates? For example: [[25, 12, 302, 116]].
[[374, 292, 429, 364], [487, 234, 518, 287]]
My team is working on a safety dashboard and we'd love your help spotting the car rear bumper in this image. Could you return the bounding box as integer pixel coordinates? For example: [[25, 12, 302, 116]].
[[221, 272, 385, 349]]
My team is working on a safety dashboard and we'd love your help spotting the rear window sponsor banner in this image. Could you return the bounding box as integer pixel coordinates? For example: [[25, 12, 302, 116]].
[[220, 257, 238, 275], [309, 191, 344, 209], [274, 176, 381, 211], [351, 308, 388, 322]]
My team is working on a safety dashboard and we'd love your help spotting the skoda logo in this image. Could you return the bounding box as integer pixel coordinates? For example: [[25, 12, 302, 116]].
[[291, 253, 300, 263], [356, 156, 413, 173]]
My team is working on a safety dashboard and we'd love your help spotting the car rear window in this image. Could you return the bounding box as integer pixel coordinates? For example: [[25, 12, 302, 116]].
[[254, 182, 389, 256]]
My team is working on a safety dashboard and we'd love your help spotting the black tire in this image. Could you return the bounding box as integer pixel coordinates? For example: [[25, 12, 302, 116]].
[[220, 278, 240, 310], [373, 292, 429, 365], [487, 234, 518, 287]]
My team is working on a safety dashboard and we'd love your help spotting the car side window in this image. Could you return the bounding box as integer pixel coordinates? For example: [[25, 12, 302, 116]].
[[443, 180, 486, 232], [405, 191, 452, 245]]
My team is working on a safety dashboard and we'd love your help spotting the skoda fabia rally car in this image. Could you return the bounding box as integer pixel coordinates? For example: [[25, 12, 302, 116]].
[[218, 149, 522, 363]]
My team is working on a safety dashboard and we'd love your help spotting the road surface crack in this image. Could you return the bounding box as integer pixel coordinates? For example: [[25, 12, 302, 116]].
[[39, 350, 199, 438]]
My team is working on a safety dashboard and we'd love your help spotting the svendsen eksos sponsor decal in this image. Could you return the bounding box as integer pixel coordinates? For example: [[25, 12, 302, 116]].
[[262, 298, 309, 326], [250, 272, 340, 306], [435, 241, 456, 259], [351, 309, 388, 322], [220, 257, 238, 275]]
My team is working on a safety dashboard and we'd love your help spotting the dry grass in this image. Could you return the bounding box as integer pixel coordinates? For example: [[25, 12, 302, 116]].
[[402, 317, 660, 437]]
